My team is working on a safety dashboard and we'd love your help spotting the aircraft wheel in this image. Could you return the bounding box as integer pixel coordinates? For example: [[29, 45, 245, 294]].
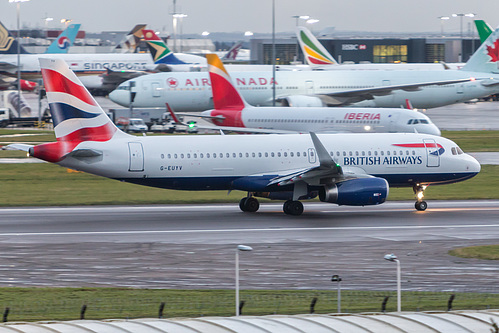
[[283, 200, 293, 215], [415, 201, 428, 211], [284, 201, 304, 216], [241, 197, 259, 213], [239, 198, 248, 212]]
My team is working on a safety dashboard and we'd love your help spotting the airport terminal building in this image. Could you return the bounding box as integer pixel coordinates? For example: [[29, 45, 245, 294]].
[[250, 37, 480, 65]]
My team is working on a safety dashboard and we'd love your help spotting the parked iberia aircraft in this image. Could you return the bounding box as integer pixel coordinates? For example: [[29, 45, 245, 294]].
[[191, 54, 441, 135], [110, 25, 499, 110], [4, 58, 480, 215]]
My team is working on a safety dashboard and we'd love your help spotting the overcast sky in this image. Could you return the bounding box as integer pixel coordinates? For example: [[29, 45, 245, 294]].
[[0, 0, 497, 36]]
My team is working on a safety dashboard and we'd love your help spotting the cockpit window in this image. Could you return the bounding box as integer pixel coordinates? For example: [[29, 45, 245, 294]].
[[451, 147, 457, 155], [420, 119, 429, 124], [457, 147, 464, 154]]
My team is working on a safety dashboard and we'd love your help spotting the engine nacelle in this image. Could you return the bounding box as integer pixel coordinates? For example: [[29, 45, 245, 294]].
[[280, 95, 325, 107], [319, 178, 389, 206]]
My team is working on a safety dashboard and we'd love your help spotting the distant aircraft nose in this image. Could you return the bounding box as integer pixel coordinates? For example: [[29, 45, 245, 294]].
[[109, 89, 130, 107], [429, 125, 441, 136]]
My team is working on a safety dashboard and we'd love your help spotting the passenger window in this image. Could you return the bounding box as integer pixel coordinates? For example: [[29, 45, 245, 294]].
[[297, 152, 300, 157], [290, 152, 294, 157], [271, 152, 275, 157], [213, 153, 216, 158], [246, 153, 249, 158], [265, 152, 269, 157], [187, 153, 191, 158], [200, 153, 203, 158], [233, 153, 236, 158], [252, 152, 256, 157], [180, 154, 184, 159], [194, 153, 197, 158], [258, 152, 262, 157], [381, 151, 384, 156], [239, 153, 243, 158], [161, 154, 164, 159], [174, 154, 178, 159], [387, 151, 390, 156], [284, 152, 287, 157], [226, 153, 230, 158], [278, 152, 281, 157], [168, 154, 171, 159]]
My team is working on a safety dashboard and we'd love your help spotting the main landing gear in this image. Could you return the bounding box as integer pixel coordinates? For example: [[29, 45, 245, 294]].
[[239, 196, 259, 212], [283, 200, 304, 216], [413, 184, 428, 211], [238, 195, 305, 216]]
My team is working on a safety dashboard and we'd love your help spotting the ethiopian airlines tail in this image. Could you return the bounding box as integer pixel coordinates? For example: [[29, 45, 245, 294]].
[[142, 29, 186, 65], [296, 26, 337, 66], [461, 25, 499, 73], [207, 54, 248, 110], [0, 21, 29, 54], [29, 58, 127, 163], [45, 24, 81, 54]]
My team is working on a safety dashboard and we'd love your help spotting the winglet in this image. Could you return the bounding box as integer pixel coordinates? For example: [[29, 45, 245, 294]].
[[206, 54, 247, 110], [310, 132, 342, 174], [166, 103, 183, 124]]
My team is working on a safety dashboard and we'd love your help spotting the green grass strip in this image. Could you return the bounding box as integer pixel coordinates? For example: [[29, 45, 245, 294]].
[[449, 245, 499, 260], [0, 164, 497, 206], [0, 288, 496, 322]]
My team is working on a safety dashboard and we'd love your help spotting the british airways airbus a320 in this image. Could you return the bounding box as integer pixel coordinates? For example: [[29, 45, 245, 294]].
[[5, 59, 480, 215]]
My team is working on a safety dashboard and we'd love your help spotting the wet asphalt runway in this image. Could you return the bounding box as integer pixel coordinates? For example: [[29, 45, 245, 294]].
[[0, 200, 498, 292]]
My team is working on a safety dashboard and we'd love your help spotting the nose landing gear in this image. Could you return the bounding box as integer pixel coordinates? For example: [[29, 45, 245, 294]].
[[413, 184, 428, 211]]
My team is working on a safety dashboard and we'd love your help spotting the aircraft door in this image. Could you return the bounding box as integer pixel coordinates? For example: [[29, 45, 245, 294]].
[[308, 148, 317, 164], [388, 113, 400, 132], [423, 139, 440, 167], [128, 142, 144, 172], [305, 81, 314, 94], [151, 82, 162, 97]]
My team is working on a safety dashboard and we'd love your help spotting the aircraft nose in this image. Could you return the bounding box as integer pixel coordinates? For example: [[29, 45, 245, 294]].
[[109, 90, 129, 107], [431, 125, 441, 136]]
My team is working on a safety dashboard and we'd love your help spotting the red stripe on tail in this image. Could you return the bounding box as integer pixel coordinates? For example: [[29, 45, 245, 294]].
[[41, 68, 97, 106]]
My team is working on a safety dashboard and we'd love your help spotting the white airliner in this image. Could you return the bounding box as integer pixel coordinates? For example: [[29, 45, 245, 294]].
[[109, 26, 499, 110], [188, 54, 441, 136], [4, 58, 479, 216]]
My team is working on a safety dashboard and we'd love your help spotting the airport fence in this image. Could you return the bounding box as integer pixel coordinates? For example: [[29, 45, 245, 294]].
[[1, 289, 499, 322]]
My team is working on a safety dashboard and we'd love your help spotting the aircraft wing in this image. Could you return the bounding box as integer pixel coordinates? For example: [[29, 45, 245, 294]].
[[315, 77, 476, 106], [267, 133, 376, 188], [101, 69, 149, 88], [0, 61, 18, 72]]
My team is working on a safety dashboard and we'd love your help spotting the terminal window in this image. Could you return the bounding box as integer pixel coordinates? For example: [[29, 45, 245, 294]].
[[373, 45, 408, 63]]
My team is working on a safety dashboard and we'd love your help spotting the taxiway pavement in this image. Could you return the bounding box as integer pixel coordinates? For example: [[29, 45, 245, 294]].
[[0, 200, 498, 292]]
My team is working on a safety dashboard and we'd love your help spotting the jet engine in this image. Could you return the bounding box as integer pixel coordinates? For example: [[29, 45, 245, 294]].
[[319, 178, 389, 206], [280, 95, 325, 107]]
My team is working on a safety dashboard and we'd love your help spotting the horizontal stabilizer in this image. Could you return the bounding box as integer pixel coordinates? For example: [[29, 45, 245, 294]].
[[64, 149, 103, 158], [2, 143, 33, 152]]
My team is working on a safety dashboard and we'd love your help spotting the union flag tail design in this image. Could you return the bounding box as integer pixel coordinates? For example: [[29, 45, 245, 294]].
[[33, 58, 123, 162], [207, 54, 246, 110]]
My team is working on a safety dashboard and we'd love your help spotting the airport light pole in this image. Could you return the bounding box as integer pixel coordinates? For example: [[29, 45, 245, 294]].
[[438, 16, 450, 37], [292, 15, 310, 62], [235, 245, 253, 316], [173, 14, 187, 53], [9, 0, 30, 116], [331, 275, 342, 313], [384, 253, 401, 312], [306, 18, 319, 34], [452, 13, 476, 62]]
